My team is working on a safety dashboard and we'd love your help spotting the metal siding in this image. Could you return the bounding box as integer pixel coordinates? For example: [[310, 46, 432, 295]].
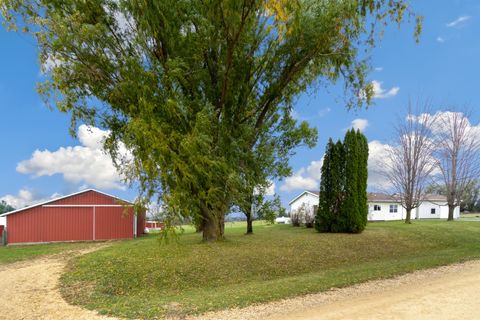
[[7, 207, 93, 244], [5, 190, 137, 244], [51, 190, 121, 206], [95, 207, 134, 240]]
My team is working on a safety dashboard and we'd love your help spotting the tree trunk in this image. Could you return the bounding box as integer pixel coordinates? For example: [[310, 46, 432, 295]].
[[200, 205, 225, 241], [246, 214, 253, 234], [405, 208, 412, 224], [447, 204, 455, 221]]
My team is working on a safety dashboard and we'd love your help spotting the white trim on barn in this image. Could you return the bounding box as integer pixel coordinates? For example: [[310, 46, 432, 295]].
[[42, 204, 127, 207], [0, 188, 132, 217]]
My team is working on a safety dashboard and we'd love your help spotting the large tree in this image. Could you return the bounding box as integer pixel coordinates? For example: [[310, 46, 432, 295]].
[[1, 0, 420, 240], [434, 110, 480, 221], [385, 101, 438, 223]]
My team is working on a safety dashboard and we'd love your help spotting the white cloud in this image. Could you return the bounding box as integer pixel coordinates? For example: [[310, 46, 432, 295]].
[[410, 111, 480, 141], [0, 189, 61, 209], [446, 16, 471, 28], [17, 125, 128, 190], [280, 160, 323, 192], [424, 111, 480, 147], [367, 140, 395, 190], [371, 80, 400, 99], [265, 181, 275, 196], [254, 180, 276, 196], [374, 67, 383, 72], [281, 141, 397, 193], [436, 36, 445, 43], [350, 118, 369, 132], [280, 175, 317, 192], [305, 160, 323, 180]]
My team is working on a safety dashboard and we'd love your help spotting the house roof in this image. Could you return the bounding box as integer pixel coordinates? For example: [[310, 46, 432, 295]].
[[368, 193, 448, 203], [422, 194, 448, 202], [288, 190, 319, 205], [288, 190, 448, 206], [367, 192, 400, 203], [0, 189, 133, 217]]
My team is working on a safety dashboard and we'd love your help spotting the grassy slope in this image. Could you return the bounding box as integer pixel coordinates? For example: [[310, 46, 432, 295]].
[[0, 242, 93, 265], [61, 221, 480, 319]]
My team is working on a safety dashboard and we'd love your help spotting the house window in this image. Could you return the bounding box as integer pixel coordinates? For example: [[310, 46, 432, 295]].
[[431, 208, 436, 214], [389, 205, 398, 213], [374, 205, 381, 211]]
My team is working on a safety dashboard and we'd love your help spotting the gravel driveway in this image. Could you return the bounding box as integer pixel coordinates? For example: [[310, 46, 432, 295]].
[[1, 247, 479, 320], [0, 245, 117, 320], [193, 260, 480, 320]]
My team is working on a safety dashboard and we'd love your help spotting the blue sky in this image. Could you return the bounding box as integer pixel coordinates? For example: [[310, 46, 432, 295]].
[[1, 1, 479, 210]]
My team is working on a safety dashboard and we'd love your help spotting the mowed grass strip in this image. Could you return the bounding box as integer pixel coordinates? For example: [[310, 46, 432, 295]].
[[60, 221, 480, 319], [0, 241, 94, 265]]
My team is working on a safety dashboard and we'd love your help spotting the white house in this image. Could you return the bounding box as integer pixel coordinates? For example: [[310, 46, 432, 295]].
[[288, 190, 319, 222], [289, 190, 319, 215], [367, 193, 406, 221], [289, 191, 460, 221]]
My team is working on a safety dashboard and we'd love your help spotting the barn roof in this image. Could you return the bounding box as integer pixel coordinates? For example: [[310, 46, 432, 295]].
[[0, 189, 133, 217]]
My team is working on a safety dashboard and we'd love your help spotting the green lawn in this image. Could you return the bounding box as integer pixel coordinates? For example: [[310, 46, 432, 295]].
[[60, 220, 480, 319], [460, 212, 480, 221], [0, 241, 94, 265]]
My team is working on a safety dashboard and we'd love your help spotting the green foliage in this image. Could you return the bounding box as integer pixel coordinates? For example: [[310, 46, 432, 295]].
[[357, 130, 369, 229], [341, 129, 369, 233], [60, 221, 480, 318], [316, 139, 344, 232], [257, 194, 284, 224], [0, 200, 14, 214], [256, 203, 276, 225], [316, 130, 368, 233], [1, 0, 420, 240]]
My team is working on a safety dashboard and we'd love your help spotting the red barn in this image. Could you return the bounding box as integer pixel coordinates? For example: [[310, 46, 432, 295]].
[[0, 189, 145, 245]]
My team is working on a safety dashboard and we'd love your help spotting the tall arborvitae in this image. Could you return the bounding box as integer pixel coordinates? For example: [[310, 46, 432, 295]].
[[316, 139, 344, 232], [316, 139, 334, 232], [329, 140, 345, 232], [339, 129, 369, 233], [341, 129, 359, 232], [356, 130, 369, 231], [317, 130, 368, 233]]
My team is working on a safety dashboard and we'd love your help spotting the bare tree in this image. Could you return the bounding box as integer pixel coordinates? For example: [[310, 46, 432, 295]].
[[434, 110, 480, 221], [385, 100, 438, 223]]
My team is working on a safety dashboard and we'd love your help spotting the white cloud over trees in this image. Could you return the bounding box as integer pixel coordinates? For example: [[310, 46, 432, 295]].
[[371, 80, 400, 99], [16, 125, 127, 190]]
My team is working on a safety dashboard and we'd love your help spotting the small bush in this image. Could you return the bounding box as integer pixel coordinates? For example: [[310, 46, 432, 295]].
[[290, 210, 303, 227], [304, 214, 315, 228]]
